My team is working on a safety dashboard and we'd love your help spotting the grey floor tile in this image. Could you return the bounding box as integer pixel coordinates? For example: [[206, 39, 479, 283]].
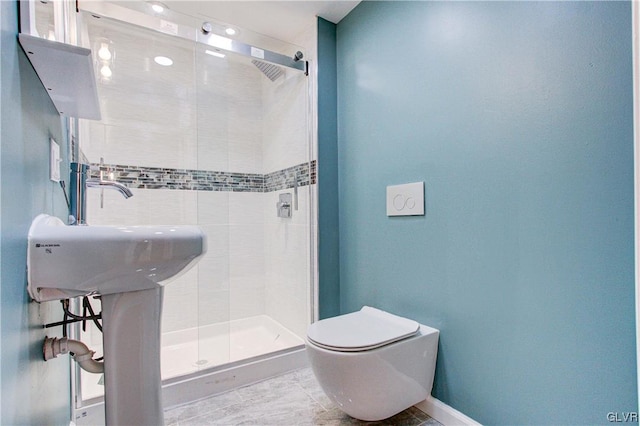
[[164, 390, 243, 425], [182, 400, 325, 425], [234, 373, 301, 403], [165, 367, 442, 426], [313, 406, 427, 426], [418, 419, 443, 426], [406, 407, 432, 422]]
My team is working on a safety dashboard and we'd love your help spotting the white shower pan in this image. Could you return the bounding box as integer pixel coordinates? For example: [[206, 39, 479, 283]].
[[75, 315, 307, 425]]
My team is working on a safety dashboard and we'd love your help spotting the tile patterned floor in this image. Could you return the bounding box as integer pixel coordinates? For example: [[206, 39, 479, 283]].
[[164, 368, 442, 426]]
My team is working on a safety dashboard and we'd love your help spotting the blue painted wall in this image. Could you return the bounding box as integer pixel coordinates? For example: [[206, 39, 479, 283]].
[[335, 1, 636, 423], [1, 1, 71, 424], [317, 17, 340, 320]]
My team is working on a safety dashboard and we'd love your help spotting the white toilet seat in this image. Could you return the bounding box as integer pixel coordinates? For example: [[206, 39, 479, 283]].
[[307, 306, 420, 352]]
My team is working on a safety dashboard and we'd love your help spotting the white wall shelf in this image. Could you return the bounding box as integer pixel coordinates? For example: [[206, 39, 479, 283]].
[[18, 34, 101, 120]]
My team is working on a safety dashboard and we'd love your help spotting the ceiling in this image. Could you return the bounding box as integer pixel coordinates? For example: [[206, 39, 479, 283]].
[[163, 1, 360, 43]]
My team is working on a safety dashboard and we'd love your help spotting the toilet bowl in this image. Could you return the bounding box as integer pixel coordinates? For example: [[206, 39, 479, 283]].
[[306, 306, 439, 421]]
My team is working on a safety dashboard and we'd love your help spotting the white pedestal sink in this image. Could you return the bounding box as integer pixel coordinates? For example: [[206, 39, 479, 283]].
[[27, 214, 206, 425]]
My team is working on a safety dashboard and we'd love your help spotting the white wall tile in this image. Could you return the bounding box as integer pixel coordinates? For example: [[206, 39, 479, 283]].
[[197, 191, 229, 225], [229, 224, 265, 278], [228, 137, 263, 174], [162, 268, 199, 333], [229, 192, 265, 225], [197, 289, 231, 327], [82, 120, 106, 162], [196, 224, 230, 290], [87, 188, 197, 226], [83, 122, 197, 171], [230, 278, 265, 320], [229, 221, 265, 319], [196, 136, 229, 172], [262, 73, 308, 173], [197, 54, 263, 175], [264, 221, 310, 338]]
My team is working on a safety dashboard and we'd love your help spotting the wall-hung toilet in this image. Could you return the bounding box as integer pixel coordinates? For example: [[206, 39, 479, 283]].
[[306, 306, 439, 421]]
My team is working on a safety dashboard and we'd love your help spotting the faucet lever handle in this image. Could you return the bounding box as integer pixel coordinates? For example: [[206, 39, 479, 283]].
[[276, 193, 293, 218]]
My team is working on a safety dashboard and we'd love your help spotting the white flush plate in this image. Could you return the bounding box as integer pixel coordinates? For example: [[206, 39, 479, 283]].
[[386, 182, 424, 216]]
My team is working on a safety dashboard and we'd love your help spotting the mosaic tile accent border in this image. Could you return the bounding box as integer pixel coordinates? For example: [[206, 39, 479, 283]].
[[89, 160, 317, 193], [264, 162, 316, 192]]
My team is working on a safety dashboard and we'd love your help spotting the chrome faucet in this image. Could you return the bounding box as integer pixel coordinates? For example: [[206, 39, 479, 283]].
[[69, 162, 133, 225]]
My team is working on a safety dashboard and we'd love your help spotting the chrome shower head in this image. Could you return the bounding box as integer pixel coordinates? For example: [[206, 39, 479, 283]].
[[251, 59, 284, 82]]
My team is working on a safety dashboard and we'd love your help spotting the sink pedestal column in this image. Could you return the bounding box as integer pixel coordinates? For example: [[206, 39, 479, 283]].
[[101, 287, 165, 425]]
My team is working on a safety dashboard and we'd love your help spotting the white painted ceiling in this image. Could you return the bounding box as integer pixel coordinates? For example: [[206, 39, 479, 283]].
[[163, 1, 359, 43]]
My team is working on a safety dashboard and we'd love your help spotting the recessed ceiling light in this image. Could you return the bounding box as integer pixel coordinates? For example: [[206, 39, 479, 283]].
[[150, 2, 166, 13], [225, 27, 237, 36], [98, 42, 112, 61], [154, 56, 173, 66], [205, 49, 225, 59], [100, 65, 112, 78]]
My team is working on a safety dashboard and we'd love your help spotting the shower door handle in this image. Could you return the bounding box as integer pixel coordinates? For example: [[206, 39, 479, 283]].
[[293, 172, 298, 211]]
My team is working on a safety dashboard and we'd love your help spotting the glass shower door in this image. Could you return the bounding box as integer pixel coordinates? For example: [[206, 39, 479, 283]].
[[72, 0, 313, 410], [76, 7, 211, 401], [193, 33, 311, 368]]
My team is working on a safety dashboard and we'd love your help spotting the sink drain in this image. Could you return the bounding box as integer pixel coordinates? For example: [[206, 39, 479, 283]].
[[194, 359, 209, 366]]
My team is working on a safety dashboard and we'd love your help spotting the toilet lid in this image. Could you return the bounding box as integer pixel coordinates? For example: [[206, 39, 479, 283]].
[[306, 306, 420, 352]]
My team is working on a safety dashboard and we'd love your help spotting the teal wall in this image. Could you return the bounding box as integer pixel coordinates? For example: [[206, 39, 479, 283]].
[[334, 1, 636, 424], [1, 1, 71, 424], [317, 17, 340, 319]]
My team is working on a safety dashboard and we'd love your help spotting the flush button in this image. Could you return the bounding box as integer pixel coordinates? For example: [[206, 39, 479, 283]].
[[386, 182, 424, 216], [393, 194, 405, 210]]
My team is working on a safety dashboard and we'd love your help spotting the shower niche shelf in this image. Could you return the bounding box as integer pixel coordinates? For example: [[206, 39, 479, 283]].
[[18, 34, 101, 120]]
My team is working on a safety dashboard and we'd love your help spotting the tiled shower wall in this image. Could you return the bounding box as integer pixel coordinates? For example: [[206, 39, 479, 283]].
[[84, 47, 312, 341]]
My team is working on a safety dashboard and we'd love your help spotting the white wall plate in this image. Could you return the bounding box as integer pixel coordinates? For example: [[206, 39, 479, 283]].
[[386, 182, 424, 216]]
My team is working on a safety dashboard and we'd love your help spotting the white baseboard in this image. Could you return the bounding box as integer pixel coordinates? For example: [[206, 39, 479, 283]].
[[415, 396, 481, 426]]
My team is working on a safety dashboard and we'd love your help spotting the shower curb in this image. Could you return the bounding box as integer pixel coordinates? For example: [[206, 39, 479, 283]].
[[162, 347, 309, 408], [72, 347, 309, 425]]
